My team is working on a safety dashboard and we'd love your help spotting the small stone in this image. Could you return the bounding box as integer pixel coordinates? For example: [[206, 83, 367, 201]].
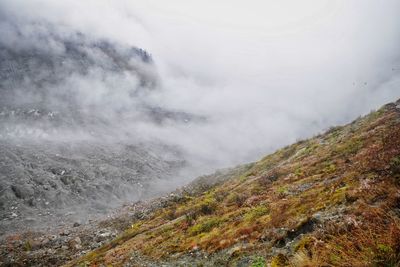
[[99, 231, 111, 238], [73, 222, 80, 227], [60, 230, 70, 236], [74, 237, 82, 245], [228, 246, 241, 257], [68, 237, 82, 250], [313, 212, 322, 221], [41, 238, 50, 246]]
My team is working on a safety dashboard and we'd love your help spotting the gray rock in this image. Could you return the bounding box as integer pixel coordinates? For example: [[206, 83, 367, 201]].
[[11, 184, 34, 199], [74, 237, 81, 245]]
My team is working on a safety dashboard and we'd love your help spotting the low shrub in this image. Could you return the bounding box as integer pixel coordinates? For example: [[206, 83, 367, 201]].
[[189, 217, 221, 236]]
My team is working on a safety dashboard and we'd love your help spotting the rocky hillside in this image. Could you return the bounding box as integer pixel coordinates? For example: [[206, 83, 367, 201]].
[[0, 28, 199, 235], [60, 99, 400, 267], [0, 140, 184, 235], [1, 99, 399, 266]]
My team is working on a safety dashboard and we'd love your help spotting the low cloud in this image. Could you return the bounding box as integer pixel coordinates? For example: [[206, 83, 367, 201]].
[[1, 0, 400, 177]]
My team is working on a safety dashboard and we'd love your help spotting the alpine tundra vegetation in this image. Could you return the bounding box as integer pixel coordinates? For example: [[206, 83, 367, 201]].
[[1, 1, 400, 267], [57, 99, 400, 266]]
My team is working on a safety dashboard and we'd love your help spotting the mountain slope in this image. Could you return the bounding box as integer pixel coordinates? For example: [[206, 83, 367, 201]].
[[68, 99, 400, 266], [0, 29, 199, 235]]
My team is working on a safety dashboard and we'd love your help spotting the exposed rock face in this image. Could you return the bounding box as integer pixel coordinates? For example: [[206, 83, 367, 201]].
[[0, 140, 185, 235], [0, 26, 196, 235], [0, 27, 198, 135]]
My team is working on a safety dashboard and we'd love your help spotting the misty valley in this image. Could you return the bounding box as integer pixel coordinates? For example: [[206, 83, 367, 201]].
[[1, 1, 400, 267]]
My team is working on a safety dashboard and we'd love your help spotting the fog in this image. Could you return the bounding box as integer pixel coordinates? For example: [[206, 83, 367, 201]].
[[1, 0, 400, 176]]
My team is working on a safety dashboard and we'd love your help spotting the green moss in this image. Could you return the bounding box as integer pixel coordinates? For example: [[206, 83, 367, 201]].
[[326, 126, 343, 138], [334, 138, 363, 156], [277, 186, 288, 194], [377, 243, 393, 254], [226, 192, 246, 206], [130, 222, 142, 231], [374, 243, 399, 266], [78, 262, 90, 267], [323, 163, 337, 174], [181, 192, 218, 217], [329, 253, 342, 264], [251, 256, 266, 267], [302, 142, 319, 157], [189, 217, 221, 236], [294, 235, 314, 252], [244, 205, 269, 222], [366, 108, 385, 122], [295, 167, 304, 177], [198, 194, 218, 215], [24, 240, 32, 251]]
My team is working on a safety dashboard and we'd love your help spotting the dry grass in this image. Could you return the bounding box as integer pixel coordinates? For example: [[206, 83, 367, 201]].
[[291, 206, 400, 266], [68, 101, 400, 266]]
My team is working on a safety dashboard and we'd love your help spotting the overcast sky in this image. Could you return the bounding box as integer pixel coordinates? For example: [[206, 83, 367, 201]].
[[1, 0, 400, 173]]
